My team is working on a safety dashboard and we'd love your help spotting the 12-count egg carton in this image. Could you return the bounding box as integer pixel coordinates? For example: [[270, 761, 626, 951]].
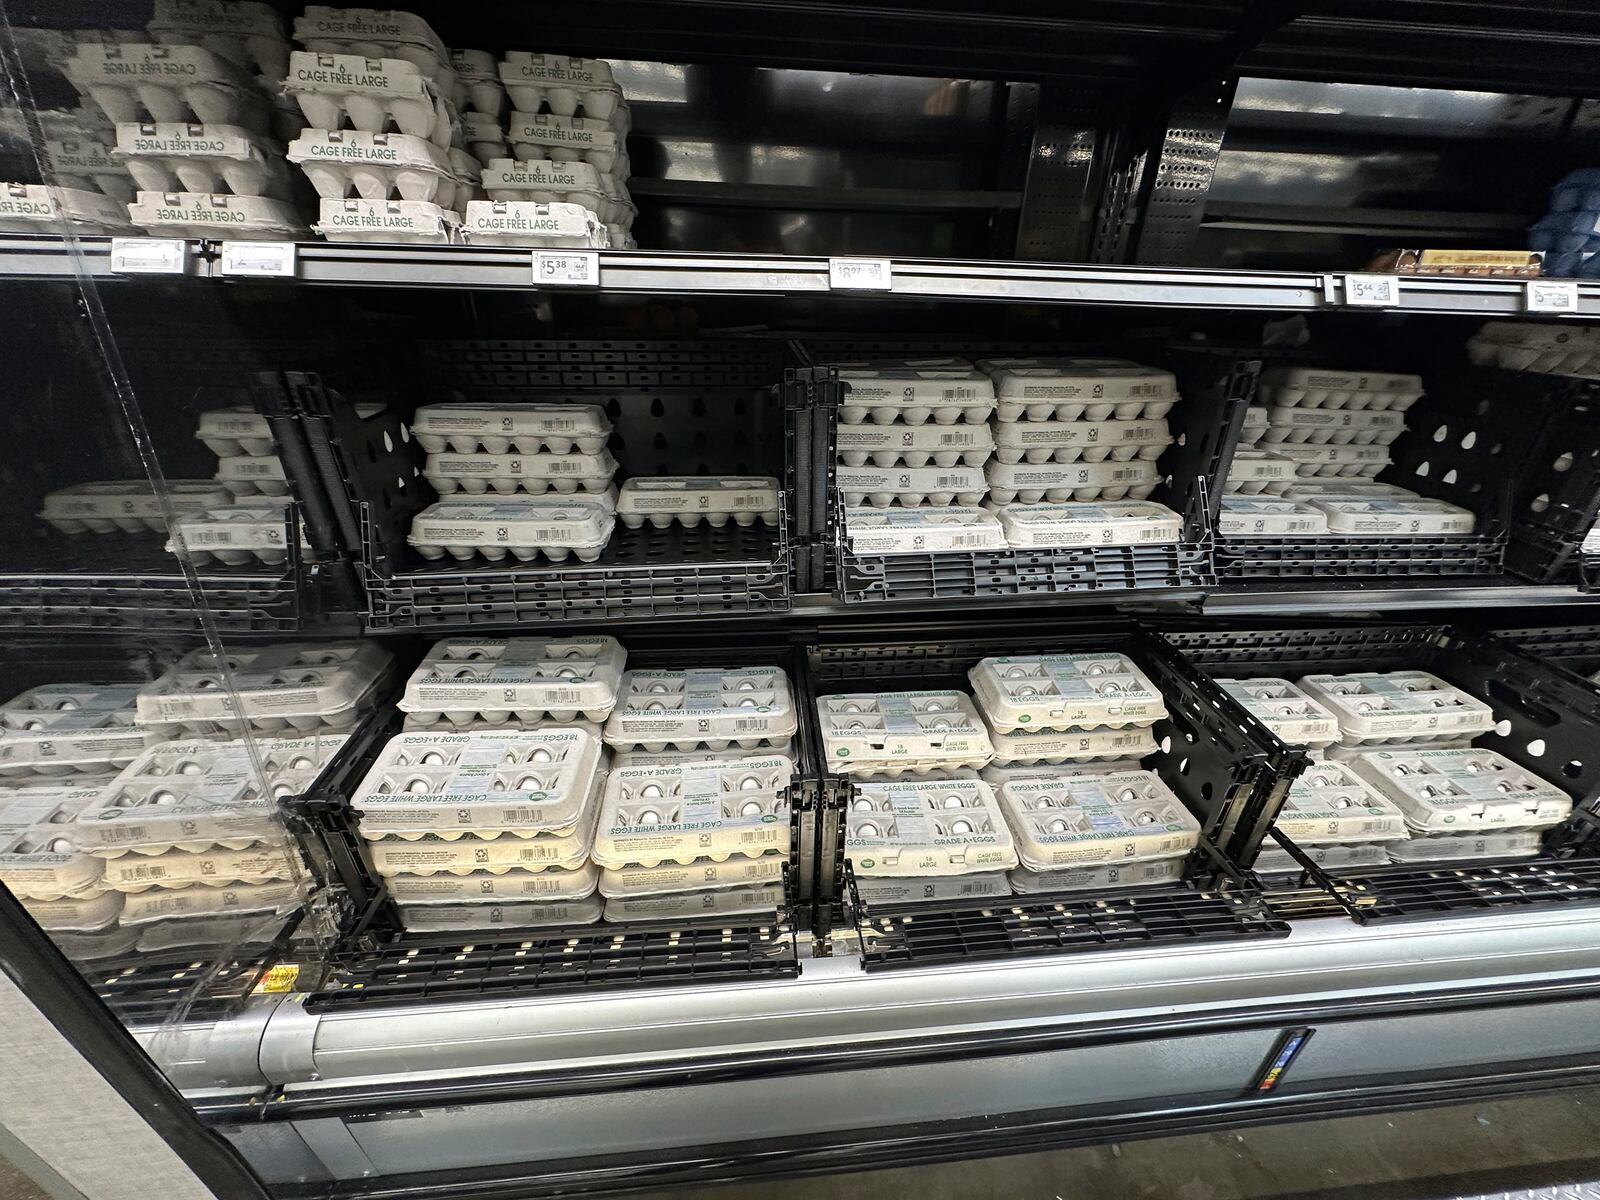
[[985, 726, 1160, 767], [590, 755, 793, 868], [0, 785, 108, 903], [846, 776, 1017, 879], [0, 183, 135, 234], [615, 477, 781, 528], [1217, 496, 1328, 537], [984, 459, 1160, 504], [399, 636, 625, 724], [407, 495, 616, 563], [853, 872, 1011, 905], [1295, 671, 1495, 745], [386, 859, 597, 905], [0, 684, 150, 778], [38, 480, 233, 535], [399, 896, 603, 930], [1224, 448, 1295, 494], [981, 360, 1180, 422], [115, 121, 290, 198], [1216, 678, 1341, 748], [990, 416, 1170, 464], [835, 365, 996, 426], [598, 852, 786, 898], [1257, 407, 1407, 447], [605, 668, 797, 752], [1251, 761, 1408, 875], [1349, 747, 1574, 833], [969, 654, 1166, 733], [1264, 443, 1392, 478], [995, 771, 1201, 871], [411, 403, 612, 455], [1386, 829, 1546, 864], [818, 692, 993, 777]]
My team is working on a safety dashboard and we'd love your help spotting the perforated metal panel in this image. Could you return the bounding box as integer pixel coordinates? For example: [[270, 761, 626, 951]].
[[1132, 78, 1237, 265]]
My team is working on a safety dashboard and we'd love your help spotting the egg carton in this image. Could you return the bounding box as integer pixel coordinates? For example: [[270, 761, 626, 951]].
[[1009, 857, 1187, 894], [505, 111, 628, 175], [1280, 480, 1419, 502], [195, 406, 273, 456], [449, 49, 506, 119], [1297, 671, 1494, 744], [1257, 368, 1425, 411], [128, 190, 305, 239], [288, 128, 466, 204], [1385, 829, 1546, 864], [610, 742, 791, 769], [995, 771, 1200, 871], [836, 465, 987, 508], [591, 755, 793, 868], [1216, 678, 1341, 748], [835, 367, 996, 426], [135, 641, 390, 732], [980, 758, 1150, 786], [168, 500, 304, 566], [818, 692, 993, 777], [114, 121, 289, 198], [615, 477, 781, 528], [117, 878, 298, 926], [1252, 843, 1392, 874], [0, 183, 135, 234], [400, 636, 625, 724], [64, 42, 272, 133], [400, 716, 604, 741], [1258, 406, 1407, 447], [411, 403, 611, 455], [1348, 748, 1573, 833], [0, 786, 106, 899], [0, 684, 149, 778], [970, 653, 1166, 733], [424, 449, 617, 496], [71, 736, 346, 856], [1468, 322, 1600, 375], [351, 728, 603, 839], [988, 366, 1178, 422], [40, 133, 133, 201], [461, 199, 609, 247], [985, 725, 1160, 767], [400, 895, 603, 930], [598, 852, 785, 898], [407, 496, 615, 562], [843, 506, 1008, 555], [24, 891, 125, 933], [1321, 739, 1473, 763], [39, 479, 234, 535], [852, 872, 1011, 905], [1217, 496, 1329, 537], [1270, 761, 1408, 843], [51, 923, 143, 957], [98, 842, 297, 892], [386, 861, 598, 905], [1224, 449, 1296, 494], [1304, 498, 1477, 537], [845, 777, 1017, 877], [461, 112, 509, 161], [989, 500, 1183, 549], [481, 158, 633, 226], [499, 54, 626, 122], [292, 7, 453, 86], [310, 196, 461, 242], [1262, 443, 1392, 478], [835, 420, 994, 468], [991, 417, 1171, 465], [146, 0, 290, 76], [604, 668, 796, 752], [601, 883, 784, 924], [368, 819, 595, 876], [283, 52, 452, 148], [984, 458, 1159, 504]]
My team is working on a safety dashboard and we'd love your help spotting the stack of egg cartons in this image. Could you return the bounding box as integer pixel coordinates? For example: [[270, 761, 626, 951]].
[[408, 400, 619, 564], [1468, 320, 1600, 379], [473, 52, 633, 249], [283, 7, 473, 245], [396, 634, 624, 734], [165, 404, 300, 567], [597, 666, 799, 921], [2, 95, 136, 235]]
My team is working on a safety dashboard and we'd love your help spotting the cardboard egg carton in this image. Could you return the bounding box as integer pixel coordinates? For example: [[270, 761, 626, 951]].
[[424, 449, 617, 496], [1258, 367, 1424, 412], [1385, 829, 1545, 864], [1270, 760, 1407, 843], [369, 824, 595, 876], [843, 506, 1008, 555], [98, 842, 297, 892], [292, 7, 454, 87], [1251, 843, 1392, 874], [407, 496, 615, 562], [168, 498, 304, 566], [146, 0, 290, 77], [616, 477, 781, 528], [1257, 405, 1407, 447], [1265, 443, 1392, 478], [598, 852, 785, 898], [135, 641, 389, 733], [39, 480, 233, 535], [115, 121, 289, 198], [400, 636, 625, 724], [412, 403, 611, 455], [845, 776, 1017, 877], [23, 890, 125, 933], [991, 417, 1171, 465], [283, 51, 453, 147], [128, 189, 305, 240], [461, 198, 609, 247], [117, 878, 298, 925], [398, 895, 603, 930], [64, 42, 273, 132], [499, 53, 626, 123], [1009, 857, 1186, 894], [505, 111, 628, 175], [836, 465, 987, 508], [288, 128, 467, 205], [984, 725, 1160, 767], [1468, 322, 1600, 375], [817, 691, 993, 777], [1217, 496, 1329, 537], [610, 742, 791, 769], [0, 183, 134, 234], [1217, 678, 1341, 747], [970, 652, 1166, 733], [0, 684, 149, 777], [386, 860, 598, 905], [835, 367, 996, 426], [49, 923, 143, 957], [853, 872, 1011, 905], [989, 500, 1182, 548], [980, 758, 1150, 786], [606, 668, 797, 752], [987, 364, 1178, 422], [39, 129, 134, 201], [0, 786, 106, 899], [602, 884, 783, 923], [1224, 448, 1296, 494], [1349, 747, 1573, 833], [1297, 671, 1494, 744], [835, 420, 994, 468], [591, 755, 793, 868], [449, 49, 506, 119], [480, 157, 633, 226], [195, 405, 274, 456], [461, 111, 508, 162], [1305, 497, 1477, 536], [984, 458, 1159, 504], [995, 771, 1199, 870]]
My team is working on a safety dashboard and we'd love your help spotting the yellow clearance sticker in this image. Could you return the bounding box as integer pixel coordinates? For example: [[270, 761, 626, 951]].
[[254, 963, 300, 994]]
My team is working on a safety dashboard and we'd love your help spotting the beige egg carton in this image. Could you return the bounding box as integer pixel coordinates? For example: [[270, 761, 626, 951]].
[[1009, 857, 1187, 894], [606, 667, 798, 751], [117, 877, 297, 925], [1296, 671, 1495, 744], [400, 635, 625, 724], [313, 197, 462, 243], [0, 786, 106, 900], [984, 725, 1160, 767], [98, 842, 297, 892], [461, 198, 610, 247], [836, 420, 994, 469], [1251, 843, 1392, 874], [598, 852, 785, 898], [366, 797, 597, 875], [461, 111, 509, 161], [1257, 367, 1424, 411], [412, 402, 611, 455], [1267, 443, 1392, 478], [995, 771, 1200, 871], [991, 417, 1170, 465], [284, 51, 453, 147], [984, 458, 1159, 504], [0, 684, 149, 777], [989, 500, 1182, 548], [386, 861, 599, 905], [853, 871, 1011, 905], [398, 894, 603, 931], [980, 759, 1149, 787], [39, 479, 232, 535], [835, 366, 996, 426], [1349, 747, 1573, 833], [424, 449, 617, 496], [168, 498, 305, 566], [147, 0, 290, 76], [499, 53, 626, 123], [450, 49, 506, 119], [1270, 760, 1408, 843], [846, 776, 1017, 877], [987, 364, 1178, 422], [1258, 405, 1407, 447], [136, 641, 389, 733], [23, 890, 125, 933], [481, 157, 632, 226], [970, 652, 1166, 733], [1218, 496, 1329, 537], [818, 691, 993, 777], [64, 41, 272, 132], [293, 7, 453, 83], [843, 506, 1008, 555], [1305, 497, 1477, 537], [128, 189, 306, 239], [591, 755, 793, 868], [408, 496, 615, 562], [1385, 829, 1545, 864], [616, 477, 781, 528], [1217, 678, 1341, 748], [1224, 448, 1296, 494], [115, 121, 289, 198], [195, 405, 274, 456], [505, 111, 628, 175], [289, 128, 466, 204], [836, 465, 987, 508]]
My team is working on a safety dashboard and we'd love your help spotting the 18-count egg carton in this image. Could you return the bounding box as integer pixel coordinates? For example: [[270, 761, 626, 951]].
[[1250, 760, 1408, 875], [1386, 829, 1546, 864], [981, 360, 1180, 422], [853, 872, 1011, 905], [411, 402, 612, 455], [0, 683, 150, 778], [407, 495, 616, 563], [845, 776, 1017, 881], [398, 636, 625, 725], [984, 726, 1159, 768], [1295, 671, 1495, 745], [984, 460, 1160, 505], [988, 501, 1182, 548], [1216, 678, 1340, 748], [994, 770, 1200, 871], [0, 785, 108, 904], [836, 465, 987, 509], [1349, 747, 1573, 833], [39, 480, 232, 535], [615, 477, 780, 529], [842, 506, 1008, 556], [1217, 496, 1329, 537], [605, 667, 797, 753], [991, 415, 1171, 464], [835, 364, 997, 426], [598, 851, 786, 899], [818, 691, 993, 777]]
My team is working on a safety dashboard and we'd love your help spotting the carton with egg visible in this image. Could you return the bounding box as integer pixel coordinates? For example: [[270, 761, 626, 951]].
[[817, 691, 993, 776], [1297, 671, 1494, 744], [1349, 747, 1573, 832], [970, 652, 1166, 733], [1217, 678, 1341, 748], [846, 777, 1017, 877], [605, 667, 797, 751], [400, 635, 625, 724], [0, 684, 149, 777], [603, 883, 784, 923], [1268, 761, 1407, 843], [590, 755, 793, 868], [0, 786, 106, 899], [995, 771, 1200, 870]]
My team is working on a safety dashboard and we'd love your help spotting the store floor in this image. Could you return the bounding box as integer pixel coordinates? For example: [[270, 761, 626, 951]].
[[646, 1087, 1600, 1200]]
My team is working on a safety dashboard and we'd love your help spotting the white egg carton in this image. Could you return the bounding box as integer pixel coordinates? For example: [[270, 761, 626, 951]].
[[168, 499, 303, 566], [1280, 480, 1417, 501], [995, 771, 1200, 870], [1348, 748, 1573, 833], [607, 669, 797, 752], [283, 52, 452, 147], [481, 158, 632, 225], [0, 183, 134, 234], [835, 420, 994, 468], [135, 641, 389, 732], [117, 878, 298, 926], [450, 49, 506, 118], [399, 895, 603, 930], [1258, 406, 1407, 447], [98, 842, 296, 892], [0, 786, 105, 899], [368, 818, 596, 876], [1010, 857, 1186, 894], [970, 653, 1166, 733], [407, 496, 615, 562], [986, 725, 1160, 767], [1305, 498, 1477, 536], [853, 872, 1010, 905], [412, 403, 611, 455], [602, 885, 781, 923], [288, 128, 464, 205], [114, 121, 288, 198], [836, 465, 987, 508], [400, 715, 604, 740], [843, 506, 1008, 555], [1271, 761, 1408, 843], [835, 367, 996, 426], [424, 449, 617, 496], [462, 199, 609, 247], [845, 777, 1017, 877], [989, 500, 1183, 548], [598, 853, 785, 898], [611, 743, 790, 769], [980, 758, 1149, 787], [40, 133, 132, 201], [71, 736, 345, 856], [590, 755, 792, 868], [400, 636, 625, 724], [292, 7, 453, 85], [195, 406, 273, 456], [1217, 678, 1340, 747], [817, 691, 993, 777], [1385, 829, 1546, 864], [499, 54, 626, 122], [146, 0, 290, 76], [1225, 448, 1296, 494], [984, 458, 1159, 504], [1258, 368, 1425, 411], [1252, 843, 1392, 874], [1297, 671, 1494, 744], [351, 729, 602, 839], [505, 111, 628, 174], [461, 112, 509, 161], [128, 189, 305, 239], [1217, 496, 1329, 537], [51, 924, 143, 957], [0, 684, 148, 777], [24, 891, 125, 933], [991, 417, 1171, 464], [1322, 739, 1473, 764], [616, 477, 781, 528], [1262, 443, 1391, 478], [39, 480, 233, 534], [312, 197, 464, 244], [988, 365, 1178, 422], [387, 861, 598, 905], [1468, 322, 1600, 375], [64, 42, 271, 132]]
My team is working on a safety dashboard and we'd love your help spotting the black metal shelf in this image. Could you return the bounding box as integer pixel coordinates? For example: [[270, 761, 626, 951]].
[[1327, 859, 1600, 924]]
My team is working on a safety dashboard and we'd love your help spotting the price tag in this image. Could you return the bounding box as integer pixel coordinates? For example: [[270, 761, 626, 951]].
[[532, 250, 599, 287], [1527, 279, 1579, 314], [218, 240, 296, 277], [253, 963, 300, 994], [1342, 274, 1399, 307], [109, 237, 188, 275], [829, 257, 893, 291]]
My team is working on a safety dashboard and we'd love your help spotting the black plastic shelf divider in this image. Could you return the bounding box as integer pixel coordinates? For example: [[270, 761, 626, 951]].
[[1324, 858, 1600, 924]]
